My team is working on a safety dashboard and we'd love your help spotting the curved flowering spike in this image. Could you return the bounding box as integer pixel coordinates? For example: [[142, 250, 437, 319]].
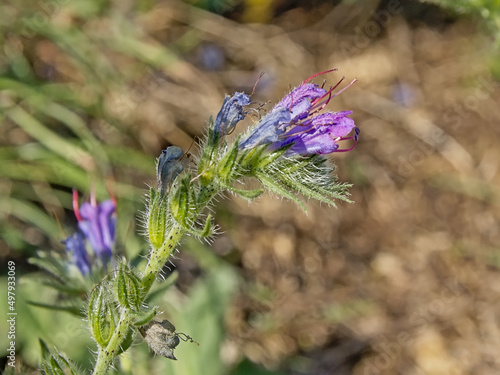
[[63, 232, 91, 275], [213, 92, 251, 140], [239, 70, 358, 157], [74, 190, 116, 265]]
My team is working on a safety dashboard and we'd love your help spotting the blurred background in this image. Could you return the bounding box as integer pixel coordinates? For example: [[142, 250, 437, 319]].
[[1, 0, 500, 374]]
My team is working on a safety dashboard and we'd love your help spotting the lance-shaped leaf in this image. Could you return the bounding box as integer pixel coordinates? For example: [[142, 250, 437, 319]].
[[255, 172, 307, 212], [133, 307, 157, 327], [227, 186, 264, 201], [88, 285, 116, 347], [185, 214, 213, 238]]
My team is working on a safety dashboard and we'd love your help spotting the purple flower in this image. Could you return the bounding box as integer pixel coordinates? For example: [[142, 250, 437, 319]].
[[63, 232, 91, 275], [239, 70, 359, 156], [73, 189, 116, 265]]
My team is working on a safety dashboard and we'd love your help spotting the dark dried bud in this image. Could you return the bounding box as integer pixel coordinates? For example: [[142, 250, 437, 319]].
[[139, 319, 180, 360]]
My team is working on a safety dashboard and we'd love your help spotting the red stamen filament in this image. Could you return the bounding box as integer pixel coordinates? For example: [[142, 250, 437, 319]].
[[303, 68, 338, 84], [332, 133, 359, 152], [72, 189, 82, 222]]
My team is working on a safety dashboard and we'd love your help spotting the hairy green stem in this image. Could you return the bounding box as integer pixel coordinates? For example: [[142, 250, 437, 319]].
[[92, 184, 219, 374], [141, 224, 186, 292], [92, 224, 185, 375], [92, 312, 134, 375]]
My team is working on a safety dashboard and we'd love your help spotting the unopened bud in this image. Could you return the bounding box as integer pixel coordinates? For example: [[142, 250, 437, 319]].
[[157, 146, 184, 193]]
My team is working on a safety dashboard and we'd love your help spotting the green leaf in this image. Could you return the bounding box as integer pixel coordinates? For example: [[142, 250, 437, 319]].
[[27, 300, 84, 317], [227, 186, 264, 200], [184, 213, 213, 238], [255, 172, 307, 212], [28, 254, 68, 282], [132, 307, 157, 327], [39, 339, 51, 360], [115, 327, 136, 355]]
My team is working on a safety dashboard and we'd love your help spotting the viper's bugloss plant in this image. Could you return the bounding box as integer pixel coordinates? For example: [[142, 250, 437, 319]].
[[38, 70, 359, 374]]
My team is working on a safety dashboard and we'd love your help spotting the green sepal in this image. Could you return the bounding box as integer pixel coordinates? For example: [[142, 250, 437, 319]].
[[133, 307, 157, 327], [148, 187, 168, 250], [238, 144, 268, 171], [227, 186, 264, 200], [114, 267, 142, 311], [255, 143, 294, 169], [88, 285, 116, 347], [255, 172, 307, 212], [185, 213, 213, 238], [216, 139, 239, 184], [198, 122, 218, 185], [170, 177, 190, 226]]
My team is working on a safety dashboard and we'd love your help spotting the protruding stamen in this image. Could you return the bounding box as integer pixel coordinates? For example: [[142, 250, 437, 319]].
[[332, 128, 360, 152], [72, 189, 82, 222], [330, 78, 357, 99], [303, 68, 338, 84]]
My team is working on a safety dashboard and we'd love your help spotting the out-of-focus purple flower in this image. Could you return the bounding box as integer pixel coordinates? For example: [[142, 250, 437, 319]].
[[213, 92, 251, 140], [73, 190, 116, 265], [239, 70, 359, 156], [63, 232, 91, 275]]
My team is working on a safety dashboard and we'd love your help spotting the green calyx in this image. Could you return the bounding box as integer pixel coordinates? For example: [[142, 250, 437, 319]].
[[114, 266, 142, 311], [147, 188, 168, 250], [88, 285, 116, 347]]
